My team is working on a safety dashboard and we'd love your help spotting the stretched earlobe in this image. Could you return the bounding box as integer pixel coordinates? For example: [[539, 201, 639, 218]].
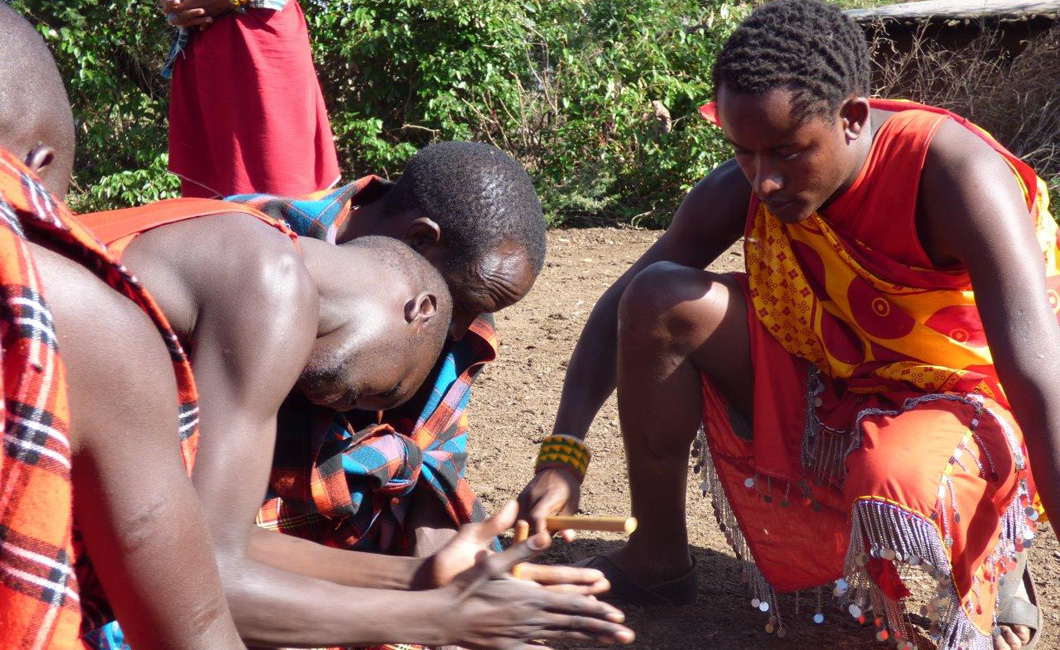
[[24, 145, 55, 178]]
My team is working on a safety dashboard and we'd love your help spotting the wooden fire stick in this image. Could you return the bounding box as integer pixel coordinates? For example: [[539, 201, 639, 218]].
[[512, 520, 530, 579], [545, 515, 638, 534], [511, 517, 637, 578]]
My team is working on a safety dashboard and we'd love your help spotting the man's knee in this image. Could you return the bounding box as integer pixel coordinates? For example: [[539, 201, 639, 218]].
[[619, 262, 733, 345]]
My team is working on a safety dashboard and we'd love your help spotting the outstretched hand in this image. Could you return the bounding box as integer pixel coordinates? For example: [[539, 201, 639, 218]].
[[415, 501, 609, 595], [438, 530, 634, 649]]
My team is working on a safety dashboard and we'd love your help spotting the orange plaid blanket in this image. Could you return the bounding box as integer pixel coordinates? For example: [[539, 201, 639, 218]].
[[0, 150, 83, 648], [0, 147, 202, 646]]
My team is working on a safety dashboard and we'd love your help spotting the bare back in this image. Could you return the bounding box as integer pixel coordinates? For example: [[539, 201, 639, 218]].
[[118, 212, 319, 557], [29, 239, 244, 649]]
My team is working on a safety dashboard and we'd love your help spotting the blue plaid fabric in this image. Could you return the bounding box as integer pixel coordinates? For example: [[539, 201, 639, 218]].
[[227, 175, 390, 243], [224, 182, 499, 553]]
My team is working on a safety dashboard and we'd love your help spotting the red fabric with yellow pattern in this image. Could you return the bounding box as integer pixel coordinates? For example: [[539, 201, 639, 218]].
[[694, 101, 1052, 646], [744, 100, 1056, 404]]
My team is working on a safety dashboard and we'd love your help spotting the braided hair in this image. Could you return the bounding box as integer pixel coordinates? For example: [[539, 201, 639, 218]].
[[712, 0, 870, 121]]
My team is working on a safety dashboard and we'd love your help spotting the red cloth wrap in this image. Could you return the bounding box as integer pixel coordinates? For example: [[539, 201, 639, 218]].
[[168, 1, 341, 198]]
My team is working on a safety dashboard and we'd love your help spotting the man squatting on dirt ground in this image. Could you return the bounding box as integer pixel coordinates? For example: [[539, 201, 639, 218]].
[[0, 6, 246, 649], [520, 2, 1060, 649], [1, 5, 636, 649]]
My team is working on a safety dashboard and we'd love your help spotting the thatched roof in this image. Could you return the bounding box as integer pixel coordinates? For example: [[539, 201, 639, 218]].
[[847, 0, 1060, 22]]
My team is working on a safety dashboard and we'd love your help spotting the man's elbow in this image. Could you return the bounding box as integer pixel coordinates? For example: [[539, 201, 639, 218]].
[[998, 363, 1059, 414]]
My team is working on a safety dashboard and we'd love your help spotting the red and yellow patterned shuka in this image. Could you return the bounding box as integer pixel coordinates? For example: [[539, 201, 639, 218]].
[[0, 147, 202, 643], [696, 100, 1053, 650]]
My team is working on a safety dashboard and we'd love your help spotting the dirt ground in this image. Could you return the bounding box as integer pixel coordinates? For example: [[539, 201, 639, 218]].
[[466, 227, 1060, 650]]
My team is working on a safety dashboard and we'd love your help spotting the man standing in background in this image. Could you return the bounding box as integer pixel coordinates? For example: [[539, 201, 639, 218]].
[[161, 0, 341, 197]]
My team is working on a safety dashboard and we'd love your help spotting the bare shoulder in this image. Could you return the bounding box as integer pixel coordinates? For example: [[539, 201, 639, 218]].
[[167, 214, 318, 404], [192, 214, 319, 341], [198, 214, 315, 312], [126, 212, 318, 333], [919, 119, 1035, 263], [921, 119, 1022, 202], [28, 241, 178, 455]]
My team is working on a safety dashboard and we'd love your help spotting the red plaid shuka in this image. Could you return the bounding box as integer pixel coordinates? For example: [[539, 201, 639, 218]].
[[0, 148, 201, 641], [0, 150, 82, 648]]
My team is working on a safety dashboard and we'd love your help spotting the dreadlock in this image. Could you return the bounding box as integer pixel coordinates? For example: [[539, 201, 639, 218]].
[[712, 0, 870, 121]]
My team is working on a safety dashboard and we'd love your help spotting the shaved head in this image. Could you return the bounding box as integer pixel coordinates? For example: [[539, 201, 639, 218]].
[[347, 234, 454, 352], [0, 3, 75, 197]]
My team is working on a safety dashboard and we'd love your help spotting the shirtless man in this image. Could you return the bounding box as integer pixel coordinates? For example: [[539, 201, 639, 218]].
[[77, 196, 633, 647], [0, 6, 244, 648], [229, 141, 550, 557], [519, 2, 1054, 649]]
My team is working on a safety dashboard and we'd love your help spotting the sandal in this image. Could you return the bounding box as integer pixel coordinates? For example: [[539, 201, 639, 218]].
[[997, 551, 1043, 649], [573, 554, 698, 606]]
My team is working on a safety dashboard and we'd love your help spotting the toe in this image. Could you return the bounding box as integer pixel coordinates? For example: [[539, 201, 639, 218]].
[[1000, 625, 1023, 650], [1013, 624, 1032, 645]]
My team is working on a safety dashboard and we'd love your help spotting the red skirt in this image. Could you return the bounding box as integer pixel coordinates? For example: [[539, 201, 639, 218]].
[[168, 1, 341, 198], [698, 274, 1035, 649]]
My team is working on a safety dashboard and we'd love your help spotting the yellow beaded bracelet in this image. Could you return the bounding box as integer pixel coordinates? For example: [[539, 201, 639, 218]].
[[230, 0, 250, 8], [535, 434, 592, 483]]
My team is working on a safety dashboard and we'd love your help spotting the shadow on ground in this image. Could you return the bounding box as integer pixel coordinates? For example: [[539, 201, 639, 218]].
[[473, 228, 1060, 650], [527, 537, 890, 650]]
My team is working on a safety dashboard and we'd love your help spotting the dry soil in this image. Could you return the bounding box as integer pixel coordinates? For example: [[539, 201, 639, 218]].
[[466, 227, 1060, 650]]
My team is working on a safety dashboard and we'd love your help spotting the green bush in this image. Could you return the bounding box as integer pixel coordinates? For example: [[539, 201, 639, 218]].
[[12, 0, 744, 225], [306, 0, 745, 226], [11, 0, 1053, 225], [11, 1, 176, 213]]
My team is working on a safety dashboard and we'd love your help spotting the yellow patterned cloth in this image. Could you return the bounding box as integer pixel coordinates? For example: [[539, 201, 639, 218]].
[[746, 129, 1057, 406]]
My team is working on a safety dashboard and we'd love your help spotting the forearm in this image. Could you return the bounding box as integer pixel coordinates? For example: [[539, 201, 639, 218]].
[[1000, 369, 1060, 526], [78, 490, 245, 650], [222, 550, 450, 647], [248, 526, 422, 589], [982, 305, 1060, 527], [552, 286, 625, 439]]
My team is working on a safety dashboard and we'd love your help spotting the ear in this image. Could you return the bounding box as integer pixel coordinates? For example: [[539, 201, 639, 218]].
[[402, 218, 442, 255], [24, 145, 56, 178], [404, 291, 439, 325], [839, 97, 871, 142]]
